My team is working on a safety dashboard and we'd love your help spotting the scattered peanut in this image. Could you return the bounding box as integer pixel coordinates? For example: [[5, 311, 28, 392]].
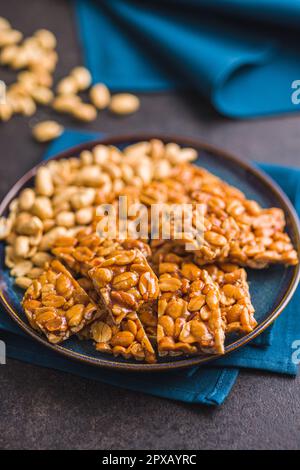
[[11, 260, 33, 277], [30, 86, 54, 105], [109, 93, 140, 115], [32, 120, 63, 142], [71, 66, 92, 91], [0, 17, 11, 30], [89, 83, 110, 110], [0, 19, 143, 126], [0, 29, 23, 47], [33, 29, 57, 50], [0, 44, 18, 65], [72, 103, 97, 122], [0, 102, 13, 121], [52, 94, 80, 113], [56, 76, 78, 95], [14, 236, 30, 258], [31, 251, 53, 267]]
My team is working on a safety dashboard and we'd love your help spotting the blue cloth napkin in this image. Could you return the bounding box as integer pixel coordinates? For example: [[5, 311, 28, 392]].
[[74, 0, 300, 118], [0, 129, 299, 405]]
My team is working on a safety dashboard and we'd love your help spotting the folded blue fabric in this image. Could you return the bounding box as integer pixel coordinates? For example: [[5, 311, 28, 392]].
[[74, 0, 300, 118], [0, 130, 299, 405]]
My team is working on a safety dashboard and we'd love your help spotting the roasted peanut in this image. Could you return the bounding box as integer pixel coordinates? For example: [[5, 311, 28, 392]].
[[0, 44, 18, 65], [0, 17, 11, 30], [91, 321, 112, 343], [15, 214, 43, 236], [89, 83, 110, 110], [72, 103, 97, 122], [92, 144, 109, 165], [52, 94, 80, 113], [56, 211, 75, 228], [30, 86, 54, 105], [0, 29, 22, 47], [18, 188, 35, 211], [32, 121, 64, 143], [14, 236, 30, 258], [34, 29, 57, 50], [109, 93, 140, 115], [32, 196, 53, 220], [56, 76, 78, 95], [35, 166, 54, 197], [71, 66, 92, 91], [0, 102, 13, 121], [31, 251, 53, 268], [75, 207, 94, 225]]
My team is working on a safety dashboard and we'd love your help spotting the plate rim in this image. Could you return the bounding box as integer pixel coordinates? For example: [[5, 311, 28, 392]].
[[0, 133, 299, 372]]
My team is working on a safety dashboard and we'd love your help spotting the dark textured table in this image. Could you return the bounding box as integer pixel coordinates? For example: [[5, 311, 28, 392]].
[[1, 0, 300, 451]]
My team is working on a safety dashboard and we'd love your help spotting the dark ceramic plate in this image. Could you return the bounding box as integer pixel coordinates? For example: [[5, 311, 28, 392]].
[[0, 135, 299, 371]]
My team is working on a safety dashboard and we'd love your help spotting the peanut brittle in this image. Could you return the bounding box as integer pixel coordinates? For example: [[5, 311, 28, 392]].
[[22, 259, 101, 343], [203, 263, 256, 334], [52, 227, 151, 278], [83, 312, 156, 363], [89, 248, 159, 325], [156, 252, 256, 357], [157, 253, 225, 356], [149, 164, 298, 268]]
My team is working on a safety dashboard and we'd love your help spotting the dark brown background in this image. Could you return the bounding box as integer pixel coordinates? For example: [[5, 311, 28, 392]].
[[0, 0, 300, 450]]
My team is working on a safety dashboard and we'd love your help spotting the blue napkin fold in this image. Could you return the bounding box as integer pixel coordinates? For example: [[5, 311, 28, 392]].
[[74, 0, 300, 118], [0, 129, 299, 405]]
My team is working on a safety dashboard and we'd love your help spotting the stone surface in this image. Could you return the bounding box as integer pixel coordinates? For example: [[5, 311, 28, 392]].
[[0, 0, 300, 450]]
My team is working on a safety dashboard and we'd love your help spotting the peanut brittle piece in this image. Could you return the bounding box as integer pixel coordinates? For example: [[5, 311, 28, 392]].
[[52, 228, 119, 277], [89, 248, 159, 325], [172, 164, 298, 268], [157, 254, 225, 356], [52, 227, 151, 278], [151, 164, 299, 269], [203, 263, 256, 334], [22, 259, 101, 343], [83, 312, 156, 363]]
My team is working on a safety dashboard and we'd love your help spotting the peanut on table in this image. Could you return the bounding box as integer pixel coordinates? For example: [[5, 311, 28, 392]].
[[83, 313, 156, 363]]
